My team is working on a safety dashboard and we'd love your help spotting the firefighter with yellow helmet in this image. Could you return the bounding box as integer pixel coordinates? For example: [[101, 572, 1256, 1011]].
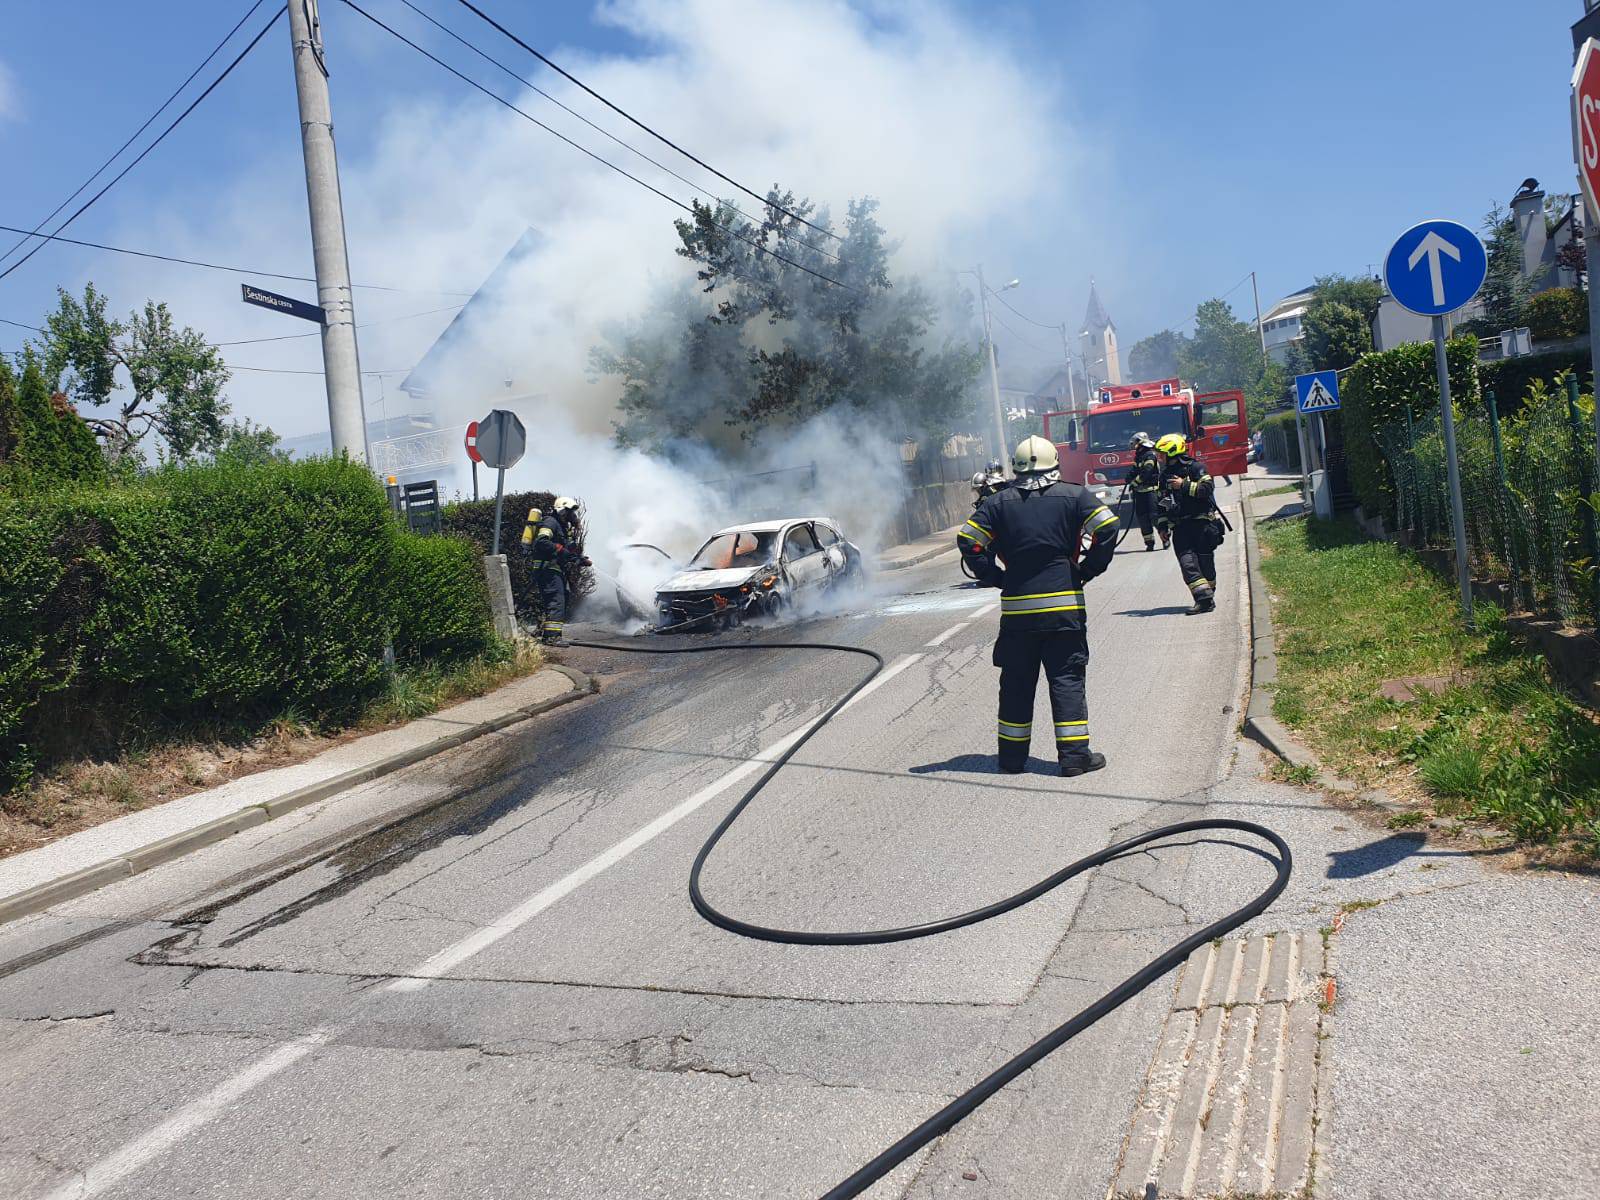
[[957, 435, 1119, 777], [1154, 433, 1222, 614]]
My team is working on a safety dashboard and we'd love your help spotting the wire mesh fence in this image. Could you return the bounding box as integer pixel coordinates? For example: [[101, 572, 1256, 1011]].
[[1376, 381, 1600, 629]]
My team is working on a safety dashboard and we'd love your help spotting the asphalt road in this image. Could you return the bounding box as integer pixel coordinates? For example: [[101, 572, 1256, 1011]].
[[0, 485, 1284, 1200]]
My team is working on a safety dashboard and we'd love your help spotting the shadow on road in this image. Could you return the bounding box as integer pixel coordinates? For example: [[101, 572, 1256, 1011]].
[[909, 752, 1060, 777], [1113, 605, 1191, 617], [1326, 833, 1481, 879]]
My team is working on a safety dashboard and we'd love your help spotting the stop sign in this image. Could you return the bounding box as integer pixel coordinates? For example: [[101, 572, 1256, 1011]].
[[464, 419, 482, 464], [1573, 39, 1600, 219]]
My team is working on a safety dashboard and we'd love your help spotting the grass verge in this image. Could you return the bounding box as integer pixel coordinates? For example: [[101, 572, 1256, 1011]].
[[1259, 515, 1600, 858], [0, 639, 541, 860]]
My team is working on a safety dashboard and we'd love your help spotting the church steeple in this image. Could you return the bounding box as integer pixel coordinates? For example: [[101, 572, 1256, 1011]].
[[1079, 278, 1121, 389]]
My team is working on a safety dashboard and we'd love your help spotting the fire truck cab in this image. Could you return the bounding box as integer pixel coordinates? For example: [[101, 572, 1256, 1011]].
[[1042, 379, 1249, 509]]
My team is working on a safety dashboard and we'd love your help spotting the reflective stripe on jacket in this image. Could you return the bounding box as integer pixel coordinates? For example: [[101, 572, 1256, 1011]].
[[964, 479, 1117, 632]]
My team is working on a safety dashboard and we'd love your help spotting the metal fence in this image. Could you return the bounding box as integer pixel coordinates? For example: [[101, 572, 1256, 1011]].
[[1375, 378, 1600, 629]]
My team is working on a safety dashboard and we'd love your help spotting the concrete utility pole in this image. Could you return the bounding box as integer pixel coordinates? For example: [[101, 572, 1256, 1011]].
[[287, 0, 369, 463], [975, 265, 1012, 468], [1058, 323, 1079, 407], [1251, 270, 1267, 357]]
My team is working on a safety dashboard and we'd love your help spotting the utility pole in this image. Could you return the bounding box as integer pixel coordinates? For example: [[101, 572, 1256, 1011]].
[[287, 0, 369, 463], [1058, 324, 1079, 407], [975, 265, 1010, 469], [1251, 270, 1267, 357]]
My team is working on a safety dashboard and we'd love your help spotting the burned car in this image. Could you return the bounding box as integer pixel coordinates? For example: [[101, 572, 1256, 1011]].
[[653, 517, 864, 630]]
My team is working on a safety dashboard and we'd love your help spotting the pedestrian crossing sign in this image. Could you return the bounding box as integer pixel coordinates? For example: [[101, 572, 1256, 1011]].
[[1294, 370, 1340, 414]]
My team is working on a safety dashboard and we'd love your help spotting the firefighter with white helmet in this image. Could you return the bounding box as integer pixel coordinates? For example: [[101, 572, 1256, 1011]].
[[956, 435, 1119, 777], [1126, 431, 1163, 551], [520, 499, 589, 644]]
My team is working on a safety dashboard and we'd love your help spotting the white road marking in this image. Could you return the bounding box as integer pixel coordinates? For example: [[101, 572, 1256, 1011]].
[[974, 600, 1000, 618], [925, 622, 969, 647], [39, 1030, 334, 1200], [42, 650, 928, 1198]]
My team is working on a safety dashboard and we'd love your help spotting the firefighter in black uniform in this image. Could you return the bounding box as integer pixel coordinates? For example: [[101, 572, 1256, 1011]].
[[957, 436, 1119, 777], [1126, 432, 1162, 551], [520, 500, 587, 644], [1154, 433, 1223, 614]]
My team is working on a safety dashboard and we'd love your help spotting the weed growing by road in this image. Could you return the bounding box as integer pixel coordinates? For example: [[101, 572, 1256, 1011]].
[[1260, 515, 1600, 857]]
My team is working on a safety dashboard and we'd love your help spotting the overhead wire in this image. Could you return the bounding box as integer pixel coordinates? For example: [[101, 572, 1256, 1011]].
[[391, 0, 843, 267], [450, 0, 843, 244], [0, 0, 270, 273], [215, 303, 466, 345], [987, 285, 1064, 333], [339, 0, 857, 294], [0, 4, 290, 285], [0, 223, 474, 296]]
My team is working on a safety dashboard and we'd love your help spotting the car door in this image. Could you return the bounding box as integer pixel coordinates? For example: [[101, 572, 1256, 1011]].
[[1193, 390, 1249, 478], [781, 523, 825, 593], [810, 521, 847, 579]]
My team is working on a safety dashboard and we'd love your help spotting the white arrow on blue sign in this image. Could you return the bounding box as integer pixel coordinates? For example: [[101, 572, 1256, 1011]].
[[1295, 370, 1340, 414], [1382, 219, 1487, 317]]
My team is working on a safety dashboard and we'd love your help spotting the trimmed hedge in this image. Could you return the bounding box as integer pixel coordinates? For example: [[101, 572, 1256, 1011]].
[[1339, 336, 1479, 519], [1259, 411, 1302, 473], [1, 457, 494, 790], [1479, 348, 1592, 416], [442, 491, 595, 618], [1523, 287, 1587, 342]]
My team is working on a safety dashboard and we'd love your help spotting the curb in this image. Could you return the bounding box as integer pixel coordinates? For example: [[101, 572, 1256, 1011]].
[[877, 530, 959, 572], [0, 665, 598, 929]]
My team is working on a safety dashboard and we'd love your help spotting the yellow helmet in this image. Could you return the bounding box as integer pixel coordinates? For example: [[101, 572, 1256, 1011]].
[[527, 507, 543, 522], [1012, 434, 1058, 475], [1154, 433, 1188, 457]]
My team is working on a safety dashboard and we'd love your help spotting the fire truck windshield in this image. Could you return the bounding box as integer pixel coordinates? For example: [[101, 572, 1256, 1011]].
[[1086, 404, 1188, 451]]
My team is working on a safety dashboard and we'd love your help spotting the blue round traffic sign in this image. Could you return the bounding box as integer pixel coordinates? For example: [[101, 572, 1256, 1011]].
[[1383, 219, 1487, 317]]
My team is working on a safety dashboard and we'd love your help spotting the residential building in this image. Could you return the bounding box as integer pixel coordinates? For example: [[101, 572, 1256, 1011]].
[[1259, 285, 1315, 364]]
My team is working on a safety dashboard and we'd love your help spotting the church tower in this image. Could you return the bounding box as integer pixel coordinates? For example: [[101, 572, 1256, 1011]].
[[1080, 280, 1121, 390]]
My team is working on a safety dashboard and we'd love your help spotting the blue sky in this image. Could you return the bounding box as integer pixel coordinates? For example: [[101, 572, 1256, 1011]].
[[0, 0, 1586, 436]]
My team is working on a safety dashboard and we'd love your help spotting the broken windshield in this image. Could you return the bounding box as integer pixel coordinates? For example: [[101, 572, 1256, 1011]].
[[689, 530, 778, 570]]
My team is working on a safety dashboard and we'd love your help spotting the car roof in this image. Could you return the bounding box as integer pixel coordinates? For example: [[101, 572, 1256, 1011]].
[[710, 517, 837, 535]]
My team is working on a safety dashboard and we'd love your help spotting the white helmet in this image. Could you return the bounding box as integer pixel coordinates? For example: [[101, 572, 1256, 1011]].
[[971, 471, 988, 488], [553, 496, 579, 515], [1012, 435, 1060, 492]]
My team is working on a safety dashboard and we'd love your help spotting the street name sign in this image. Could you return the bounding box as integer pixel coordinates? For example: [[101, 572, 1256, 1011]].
[[1294, 370, 1340, 414], [240, 283, 325, 325], [1573, 39, 1600, 229], [1382, 220, 1487, 317]]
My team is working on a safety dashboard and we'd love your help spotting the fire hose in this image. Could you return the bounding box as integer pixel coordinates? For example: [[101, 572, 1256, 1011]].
[[564, 634, 1292, 1198]]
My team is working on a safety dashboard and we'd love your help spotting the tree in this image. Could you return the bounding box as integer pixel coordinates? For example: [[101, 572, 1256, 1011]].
[[1127, 329, 1189, 380], [1297, 274, 1382, 372], [595, 190, 982, 452], [1479, 203, 1532, 330], [1180, 298, 1284, 428], [39, 283, 233, 462], [214, 418, 290, 466], [0, 353, 105, 489]]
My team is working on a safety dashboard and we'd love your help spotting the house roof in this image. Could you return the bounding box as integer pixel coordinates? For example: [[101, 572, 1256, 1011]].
[[399, 228, 546, 398]]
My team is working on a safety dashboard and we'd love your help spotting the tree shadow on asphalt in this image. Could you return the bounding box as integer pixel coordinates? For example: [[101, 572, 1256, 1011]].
[[1325, 833, 1480, 879]]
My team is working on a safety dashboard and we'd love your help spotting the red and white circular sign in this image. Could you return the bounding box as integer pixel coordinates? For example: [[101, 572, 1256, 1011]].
[[1573, 39, 1600, 221], [464, 419, 482, 464]]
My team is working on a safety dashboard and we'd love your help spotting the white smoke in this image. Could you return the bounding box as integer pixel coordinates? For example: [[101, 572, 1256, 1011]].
[[86, 0, 1073, 613]]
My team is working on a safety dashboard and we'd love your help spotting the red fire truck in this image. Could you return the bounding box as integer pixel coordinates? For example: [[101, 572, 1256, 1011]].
[[1041, 379, 1249, 509]]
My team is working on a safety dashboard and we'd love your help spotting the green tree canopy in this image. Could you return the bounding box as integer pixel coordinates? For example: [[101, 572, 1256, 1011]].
[[0, 354, 105, 490], [1479, 203, 1531, 330], [1179, 298, 1285, 427], [594, 190, 982, 452], [38, 283, 234, 462], [1296, 274, 1382, 372], [1127, 329, 1189, 380]]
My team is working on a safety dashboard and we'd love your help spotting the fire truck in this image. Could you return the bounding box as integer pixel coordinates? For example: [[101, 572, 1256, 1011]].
[[1041, 379, 1249, 510]]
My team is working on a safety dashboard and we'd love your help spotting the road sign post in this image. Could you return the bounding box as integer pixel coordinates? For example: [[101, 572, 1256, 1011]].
[[1384, 219, 1488, 625], [1293, 371, 1340, 515], [464, 420, 482, 502], [1572, 37, 1600, 535], [475, 410, 527, 555]]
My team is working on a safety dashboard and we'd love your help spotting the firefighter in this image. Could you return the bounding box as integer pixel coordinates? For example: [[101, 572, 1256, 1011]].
[[1126, 432, 1162, 551], [520, 505, 583, 644], [957, 435, 1119, 778], [1154, 433, 1223, 614]]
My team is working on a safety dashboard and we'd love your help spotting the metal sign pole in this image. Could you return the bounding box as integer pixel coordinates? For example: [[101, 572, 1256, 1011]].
[[472, 459, 479, 503], [1294, 408, 1311, 506], [491, 466, 507, 556], [1431, 315, 1473, 625]]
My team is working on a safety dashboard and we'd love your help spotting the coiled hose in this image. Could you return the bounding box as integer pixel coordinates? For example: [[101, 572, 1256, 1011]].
[[567, 635, 1291, 1199]]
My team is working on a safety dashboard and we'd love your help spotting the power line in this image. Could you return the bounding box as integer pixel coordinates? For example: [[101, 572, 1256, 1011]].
[[0, 223, 474, 296], [340, 0, 856, 294], [0, 5, 289, 285], [985, 307, 1053, 357], [392, 0, 842, 267], [1151, 272, 1254, 336], [225, 362, 411, 376], [0, 317, 43, 334], [0, 0, 270, 273], [987, 286, 1063, 334], [450, 0, 843, 244], [215, 303, 465, 345]]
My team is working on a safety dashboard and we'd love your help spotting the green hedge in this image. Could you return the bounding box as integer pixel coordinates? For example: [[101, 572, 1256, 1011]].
[[1, 457, 495, 790], [442, 491, 594, 618], [1479, 348, 1592, 416], [1523, 287, 1587, 342], [1259, 411, 1301, 473], [1339, 336, 1479, 519]]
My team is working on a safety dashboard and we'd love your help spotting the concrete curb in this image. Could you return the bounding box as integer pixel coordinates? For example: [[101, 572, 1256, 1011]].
[[0, 665, 598, 929], [877, 529, 959, 572]]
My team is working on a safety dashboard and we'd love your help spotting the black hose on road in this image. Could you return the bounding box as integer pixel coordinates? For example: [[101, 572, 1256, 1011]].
[[566, 635, 1292, 1199]]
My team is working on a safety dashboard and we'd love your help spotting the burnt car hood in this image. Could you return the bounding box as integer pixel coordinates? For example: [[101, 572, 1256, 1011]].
[[656, 566, 769, 594]]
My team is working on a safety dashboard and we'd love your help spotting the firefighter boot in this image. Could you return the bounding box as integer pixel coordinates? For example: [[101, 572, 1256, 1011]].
[[1144, 537, 1156, 551], [1159, 528, 1171, 550], [1060, 751, 1107, 778], [1187, 593, 1216, 615]]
